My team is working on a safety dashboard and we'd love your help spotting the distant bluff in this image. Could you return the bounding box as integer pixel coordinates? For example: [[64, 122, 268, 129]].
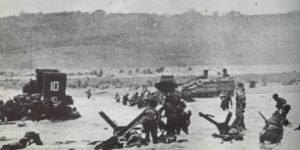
[[0, 10, 299, 68]]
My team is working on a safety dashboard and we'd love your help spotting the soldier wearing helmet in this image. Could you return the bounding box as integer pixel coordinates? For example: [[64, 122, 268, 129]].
[[142, 99, 160, 144], [0, 100, 6, 122], [272, 93, 291, 125]]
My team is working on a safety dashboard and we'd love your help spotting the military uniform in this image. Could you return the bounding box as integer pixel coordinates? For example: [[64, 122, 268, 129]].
[[234, 90, 246, 130], [260, 111, 283, 143], [115, 93, 120, 103], [86, 89, 92, 99], [220, 94, 232, 111], [176, 101, 188, 135], [30, 100, 44, 121], [0, 101, 6, 122], [273, 94, 291, 120], [123, 94, 129, 105], [159, 96, 179, 136], [142, 107, 160, 143]]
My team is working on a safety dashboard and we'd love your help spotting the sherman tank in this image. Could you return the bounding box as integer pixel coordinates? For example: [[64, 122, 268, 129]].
[[5, 69, 80, 121], [155, 69, 235, 101], [181, 69, 235, 100]]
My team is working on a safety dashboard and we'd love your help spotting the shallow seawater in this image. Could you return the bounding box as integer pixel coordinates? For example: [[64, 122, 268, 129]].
[[0, 83, 300, 150]]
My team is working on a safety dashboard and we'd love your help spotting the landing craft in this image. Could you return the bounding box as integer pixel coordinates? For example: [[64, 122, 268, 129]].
[[7, 69, 80, 121], [22, 69, 73, 105]]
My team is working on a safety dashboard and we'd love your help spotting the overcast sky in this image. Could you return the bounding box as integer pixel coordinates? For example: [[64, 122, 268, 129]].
[[0, 0, 299, 17]]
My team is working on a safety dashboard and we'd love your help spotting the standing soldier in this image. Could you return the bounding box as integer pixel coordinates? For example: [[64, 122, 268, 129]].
[[220, 92, 232, 111], [86, 89, 92, 100], [176, 100, 188, 135], [159, 96, 179, 138], [142, 99, 160, 144], [114, 93, 120, 103], [232, 88, 246, 130], [123, 93, 129, 105], [0, 100, 6, 122]]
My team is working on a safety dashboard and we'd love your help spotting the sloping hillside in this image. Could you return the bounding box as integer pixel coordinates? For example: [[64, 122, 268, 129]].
[[0, 10, 299, 68]]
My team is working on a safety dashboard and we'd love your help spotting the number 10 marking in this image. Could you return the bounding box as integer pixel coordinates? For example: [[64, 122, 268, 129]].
[[50, 81, 59, 91]]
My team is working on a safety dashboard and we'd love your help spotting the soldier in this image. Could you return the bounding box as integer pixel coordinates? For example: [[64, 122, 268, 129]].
[[123, 94, 129, 105], [125, 129, 147, 147], [1, 132, 43, 150], [176, 101, 192, 135], [30, 99, 44, 121], [114, 93, 120, 103], [132, 92, 139, 100], [129, 92, 139, 106], [176, 100, 187, 135], [0, 100, 6, 122], [232, 88, 246, 130], [220, 92, 232, 111], [142, 99, 160, 144], [259, 111, 283, 143], [159, 96, 179, 137], [295, 124, 300, 131], [86, 89, 92, 100], [272, 93, 291, 120], [137, 95, 145, 108], [43, 98, 53, 119], [5, 100, 19, 121]]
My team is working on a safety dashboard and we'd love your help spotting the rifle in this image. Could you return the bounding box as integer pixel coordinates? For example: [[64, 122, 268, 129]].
[[258, 111, 268, 125]]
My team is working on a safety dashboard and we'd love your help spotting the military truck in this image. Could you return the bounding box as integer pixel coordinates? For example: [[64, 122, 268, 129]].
[[5, 69, 80, 121]]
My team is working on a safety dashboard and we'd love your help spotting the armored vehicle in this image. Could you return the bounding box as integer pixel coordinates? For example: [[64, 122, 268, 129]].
[[5, 69, 80, 121], [181, 69, 235, 99], [22, 69, 73, 105], [155, 69, 235, 101]]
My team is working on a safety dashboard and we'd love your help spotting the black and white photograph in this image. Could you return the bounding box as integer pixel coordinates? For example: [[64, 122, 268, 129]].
[[0, 0, 300, 149]]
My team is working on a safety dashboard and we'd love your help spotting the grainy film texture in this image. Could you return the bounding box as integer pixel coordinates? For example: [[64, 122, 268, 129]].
[[0, 0, 300, 150]]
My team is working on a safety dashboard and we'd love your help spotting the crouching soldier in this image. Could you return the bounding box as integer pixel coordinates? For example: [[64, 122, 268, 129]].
[[142, 99, 160, 144], [259, 111, 283, 144], [30, 99, 44, 121], [1, 132, 43, 150]]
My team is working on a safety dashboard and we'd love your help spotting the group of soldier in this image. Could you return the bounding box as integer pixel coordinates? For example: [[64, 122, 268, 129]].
[[217, 82, 294, 144], [203, 80, 297, 144], [1, 78, 298, 149], [0, 94, 80, 123], [258, 93, 292, 143], [111, 88, 191, 145], [218, 83, 246, 132], [114, 89, 164, 109]]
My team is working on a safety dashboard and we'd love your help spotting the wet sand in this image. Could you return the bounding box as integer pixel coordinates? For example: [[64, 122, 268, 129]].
[[0, 83, 300, 150]]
